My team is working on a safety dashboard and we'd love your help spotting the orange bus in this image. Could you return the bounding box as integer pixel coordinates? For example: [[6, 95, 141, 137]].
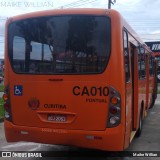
[[3, 9, 157, 151]]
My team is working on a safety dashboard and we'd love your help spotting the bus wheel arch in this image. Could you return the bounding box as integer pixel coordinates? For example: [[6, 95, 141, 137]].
[[135, 102, 144, 137]]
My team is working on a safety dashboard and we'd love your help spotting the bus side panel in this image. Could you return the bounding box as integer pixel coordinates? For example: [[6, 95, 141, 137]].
[[124, 83, 132, 149], [110, 13, 130, 150], [138, 79, 146, 119]]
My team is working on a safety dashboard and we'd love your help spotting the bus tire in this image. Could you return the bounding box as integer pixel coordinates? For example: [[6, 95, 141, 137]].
[[149, 94, 155, 109], [135, 110, 143, 137]]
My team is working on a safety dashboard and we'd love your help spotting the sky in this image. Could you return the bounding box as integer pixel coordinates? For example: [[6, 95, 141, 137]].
[[0, 0, 160, 58]]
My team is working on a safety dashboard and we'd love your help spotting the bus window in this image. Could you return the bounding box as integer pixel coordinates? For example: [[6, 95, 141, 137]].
[[138, 47, 141, 79], [123, 30, 130, 82], [138, 46, 146, 79], [149, 56, 155, 76], [141, 50, 146, 78], [13, 36, 26, 72], [149, 55, 152, 76], [8, 16, 111, 74], [152, 57, 155, 75]]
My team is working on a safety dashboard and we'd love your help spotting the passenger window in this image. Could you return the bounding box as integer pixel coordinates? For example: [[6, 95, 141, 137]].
[[138, 46, 146, 79], [13, 36, 26, 72], [138, 48, 141, 78], [141, 51, 146, 78], [149, 56, 152, 75], [9, 16, 111, 74], [149, 56, 155, 76], [152, 57, 155, 75], [123, 31, 130, 82]]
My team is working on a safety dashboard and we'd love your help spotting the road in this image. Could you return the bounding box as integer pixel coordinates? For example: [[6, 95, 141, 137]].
[[127, 95, 160, 151], [0, 95, 160, 160]]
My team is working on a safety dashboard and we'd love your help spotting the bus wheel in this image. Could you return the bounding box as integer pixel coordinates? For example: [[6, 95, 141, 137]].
[[149, 94, 155, 109], [135, 110, 142, 137]]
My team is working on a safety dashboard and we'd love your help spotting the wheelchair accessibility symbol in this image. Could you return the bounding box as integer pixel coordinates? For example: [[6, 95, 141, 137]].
[[14, 85, 23, 96]]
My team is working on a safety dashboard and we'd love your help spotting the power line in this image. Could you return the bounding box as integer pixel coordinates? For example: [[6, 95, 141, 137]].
[[140, 33, 160, 35], [58, 0, 98, 8], [58, 0, 88, 8], [68, 0, 98, 8]]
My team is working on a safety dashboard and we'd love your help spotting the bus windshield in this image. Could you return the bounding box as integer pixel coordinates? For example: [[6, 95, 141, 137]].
[[8, 15, 111, 74]]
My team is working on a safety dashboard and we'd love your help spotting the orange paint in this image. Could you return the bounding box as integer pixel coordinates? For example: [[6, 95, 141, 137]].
[[4, 9, 157, 151]]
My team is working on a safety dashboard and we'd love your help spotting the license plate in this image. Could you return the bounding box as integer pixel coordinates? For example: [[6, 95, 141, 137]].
[[48, 114, 66, 122]]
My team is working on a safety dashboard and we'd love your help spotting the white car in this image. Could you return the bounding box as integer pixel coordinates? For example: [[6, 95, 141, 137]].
[[0, 76, 3, 83]]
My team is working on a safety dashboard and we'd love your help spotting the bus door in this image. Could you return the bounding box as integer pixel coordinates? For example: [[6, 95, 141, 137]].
[[130, 43, 139, 130]]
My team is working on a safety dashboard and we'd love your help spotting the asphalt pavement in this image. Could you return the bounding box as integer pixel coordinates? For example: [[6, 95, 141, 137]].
[[127, 94, 160, 151]]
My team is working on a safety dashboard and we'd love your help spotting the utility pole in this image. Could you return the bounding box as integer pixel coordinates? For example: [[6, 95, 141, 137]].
[[108, 0, 116, 9]]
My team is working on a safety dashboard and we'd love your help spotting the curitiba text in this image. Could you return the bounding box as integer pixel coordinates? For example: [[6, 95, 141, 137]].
[[0, 1, 54, 7]]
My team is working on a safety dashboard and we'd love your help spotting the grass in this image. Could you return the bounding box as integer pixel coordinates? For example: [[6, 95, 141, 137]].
[[0, 84, 4, 92], [0, 97, 4, 118]]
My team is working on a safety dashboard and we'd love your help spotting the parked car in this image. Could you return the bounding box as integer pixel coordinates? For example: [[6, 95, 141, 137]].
[[0, 76, 3, 83]]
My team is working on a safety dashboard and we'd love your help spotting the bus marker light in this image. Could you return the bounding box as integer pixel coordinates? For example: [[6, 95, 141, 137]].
[[3, 94, 8, 101], [86, 135, 102, 140], [109, 116, 119, 125], [4, 103, 9, 110], [110, 90, 116, 95], [110, 107, 118, 114], [5, 111, 10, 118], [21, 131, 29, 135], [110, 96, 119, 105]]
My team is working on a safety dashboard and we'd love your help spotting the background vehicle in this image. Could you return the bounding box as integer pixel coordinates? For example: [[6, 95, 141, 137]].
[[3, 9, 157, 151], [0, 76, 3, 83], [157, 67, 160, 83]]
